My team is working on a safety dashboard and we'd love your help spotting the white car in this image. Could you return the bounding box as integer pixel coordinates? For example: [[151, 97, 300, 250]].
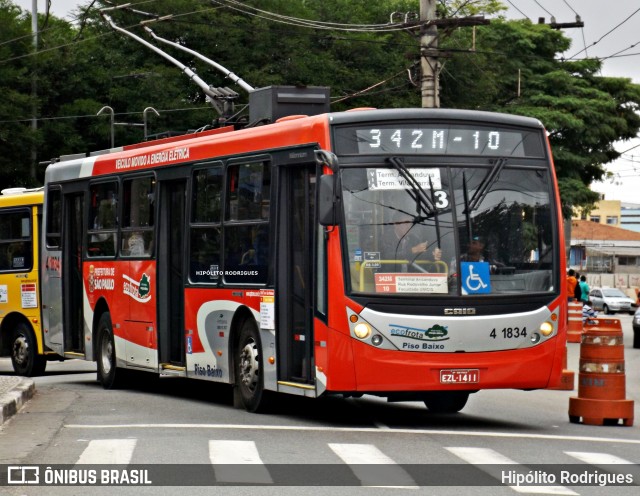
[[588, 287, 635, 315]]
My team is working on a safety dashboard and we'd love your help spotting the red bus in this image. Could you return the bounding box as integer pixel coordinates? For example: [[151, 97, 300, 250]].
[[42, 107, 566, 413]]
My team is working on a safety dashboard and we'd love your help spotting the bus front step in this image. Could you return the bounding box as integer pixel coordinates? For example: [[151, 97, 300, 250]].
[[159, 364, 187, 377]]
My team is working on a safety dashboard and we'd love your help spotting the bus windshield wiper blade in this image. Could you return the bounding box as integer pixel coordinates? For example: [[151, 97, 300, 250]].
[[387, 157, 435, 216], [466, 157, 507, 213]]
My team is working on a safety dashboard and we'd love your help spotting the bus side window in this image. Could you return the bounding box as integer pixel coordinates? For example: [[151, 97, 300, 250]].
[[87, 182, 118, 258], [226, 162, 270, 221], [0, 211, 32, 272], [223, 161, 270, 285], [190, 165, 223, 283], [190, 228, 221, 283], [121, 177, 155, 257], [46, 188, 62, 248]]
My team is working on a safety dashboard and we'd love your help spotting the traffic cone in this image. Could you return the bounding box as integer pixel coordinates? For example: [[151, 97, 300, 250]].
[[568, 318, 634, 426], [566, 300, 583, 343]]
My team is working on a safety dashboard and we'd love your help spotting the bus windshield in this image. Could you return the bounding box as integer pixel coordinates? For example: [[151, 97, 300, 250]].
[[341, 163, 556, 296]]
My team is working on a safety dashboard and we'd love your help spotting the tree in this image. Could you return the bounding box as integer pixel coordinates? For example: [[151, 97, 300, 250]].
[[0, 0, 36, 186], [438, 18, 640, 215]]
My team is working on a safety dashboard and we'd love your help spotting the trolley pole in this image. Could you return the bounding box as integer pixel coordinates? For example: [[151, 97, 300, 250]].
[[420, 0, 439, 108]]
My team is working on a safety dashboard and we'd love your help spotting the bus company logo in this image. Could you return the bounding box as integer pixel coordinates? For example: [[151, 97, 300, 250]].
[[389, 323, 449, 341], [88, 265, 94, 292], [444, 307, 476, 315], [123, 273, 152, 303], [88, 266, 115, 292]]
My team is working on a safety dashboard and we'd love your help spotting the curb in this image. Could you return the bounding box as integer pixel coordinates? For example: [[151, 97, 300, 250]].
[[0, 378, 35, 425]]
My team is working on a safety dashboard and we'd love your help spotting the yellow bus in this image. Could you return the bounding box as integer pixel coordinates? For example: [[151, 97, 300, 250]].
[[0, 187, 48, 376]]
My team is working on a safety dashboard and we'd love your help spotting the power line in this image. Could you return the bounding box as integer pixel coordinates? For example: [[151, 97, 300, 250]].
[[0, 105, 213, 125], [568, 6, 640, 60], [331, 67, 411, 104], [210, 0, 416, 32], [505, 1, 529, 19], [533, 0, 555, 18], [562, 0, 579, 17], [599, 39, 640, 61], [619, 142, 640, 154]]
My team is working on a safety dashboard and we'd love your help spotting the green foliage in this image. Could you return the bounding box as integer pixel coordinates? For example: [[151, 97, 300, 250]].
[[0, 0, 35, 186], [439, 19, 640, 215]]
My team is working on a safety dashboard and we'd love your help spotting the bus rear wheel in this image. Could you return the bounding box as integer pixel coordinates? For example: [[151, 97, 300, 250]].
[[11, 323, 46, 376], [96, 312, 125, 389], [235, 318, 271, 413], [423, 391, 469, 413]]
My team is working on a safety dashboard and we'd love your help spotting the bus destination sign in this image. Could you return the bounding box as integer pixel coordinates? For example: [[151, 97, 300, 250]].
[[334, 124, 544, 157]]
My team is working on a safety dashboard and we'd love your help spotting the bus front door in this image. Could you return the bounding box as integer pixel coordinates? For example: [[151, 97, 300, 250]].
[[157, 179, 186, 368], [277, 164, 315, 385]]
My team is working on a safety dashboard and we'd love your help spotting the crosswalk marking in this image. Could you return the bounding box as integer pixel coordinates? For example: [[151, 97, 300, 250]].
[[565, 452, 634, 465], [328, 443, 418, 488], [76, 439, 136, 465], [68, 437, 637, 491], [208, 440, 273, 484], [446, 447, 578, 495]]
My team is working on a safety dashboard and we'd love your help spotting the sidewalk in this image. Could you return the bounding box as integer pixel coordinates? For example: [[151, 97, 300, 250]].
[[0, 375, 35, 425]]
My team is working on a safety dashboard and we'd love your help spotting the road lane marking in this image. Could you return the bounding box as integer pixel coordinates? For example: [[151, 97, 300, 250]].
[[76, 439, 136, 465], [564, 452, 634, 465], [63, 423, 640, 445], [328, 443, 418, 489], [209, 440, 272, 484], [446, 447, 578, 495]]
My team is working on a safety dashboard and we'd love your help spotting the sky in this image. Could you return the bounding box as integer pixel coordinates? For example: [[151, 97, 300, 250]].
[[13, 1, 640, 204]]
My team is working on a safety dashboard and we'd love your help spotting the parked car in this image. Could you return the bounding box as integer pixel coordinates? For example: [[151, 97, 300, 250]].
[[633, 308, 640, 349], [588, 287, 635, 315]]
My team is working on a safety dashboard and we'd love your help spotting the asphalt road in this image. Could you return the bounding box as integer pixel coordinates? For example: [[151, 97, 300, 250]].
[[0, 313, 638, 495]]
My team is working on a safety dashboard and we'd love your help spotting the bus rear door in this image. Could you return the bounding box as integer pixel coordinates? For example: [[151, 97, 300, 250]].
[[43, 186, 86, 358]]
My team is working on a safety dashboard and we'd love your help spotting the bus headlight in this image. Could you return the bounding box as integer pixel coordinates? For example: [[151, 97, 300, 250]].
[[354, 323, 372, 339], [539, 321, 554, 337]]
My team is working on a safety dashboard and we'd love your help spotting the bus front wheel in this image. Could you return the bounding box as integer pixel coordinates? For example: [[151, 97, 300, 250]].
[[11, 323, 46, 376], [235, 318, 271, 413], [423, 391, 470, 413], [96, 312, 125, 389]]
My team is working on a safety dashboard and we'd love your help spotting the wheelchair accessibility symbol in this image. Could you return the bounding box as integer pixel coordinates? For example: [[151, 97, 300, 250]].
[[461, 262, 491, 294]]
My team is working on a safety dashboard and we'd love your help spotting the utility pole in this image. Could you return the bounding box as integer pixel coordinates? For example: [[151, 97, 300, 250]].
[[420, 0, 439, 108], [538, 17, 584, 30], [30, 0, 38, 182], [417, 2, 489, 108]]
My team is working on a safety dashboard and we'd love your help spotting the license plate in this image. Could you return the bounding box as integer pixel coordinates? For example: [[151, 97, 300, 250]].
[[440, 369, 479, 384]]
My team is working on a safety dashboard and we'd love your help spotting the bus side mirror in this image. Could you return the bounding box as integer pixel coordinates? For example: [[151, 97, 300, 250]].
[[318, 174, 336, 226]]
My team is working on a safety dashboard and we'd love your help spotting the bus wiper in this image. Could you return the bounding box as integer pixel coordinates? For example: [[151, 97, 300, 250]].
[[387, 157, 435, 216], [465, 157, 507, 213]]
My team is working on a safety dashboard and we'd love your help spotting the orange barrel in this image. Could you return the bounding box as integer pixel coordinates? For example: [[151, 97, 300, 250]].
[[566, 300, 583, 343], [568, 319, 634, 426]]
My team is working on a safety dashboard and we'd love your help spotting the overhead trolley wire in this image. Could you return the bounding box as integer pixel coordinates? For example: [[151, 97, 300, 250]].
[[533, 0, 555, 18], [210, 0, 416, 32], [567, 6, 640, 60], [505, 1, 529, 19]]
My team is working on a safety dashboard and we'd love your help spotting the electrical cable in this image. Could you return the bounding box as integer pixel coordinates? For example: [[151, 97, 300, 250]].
[[533, 0, 554, 18], [567, 6, 640, 60]]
